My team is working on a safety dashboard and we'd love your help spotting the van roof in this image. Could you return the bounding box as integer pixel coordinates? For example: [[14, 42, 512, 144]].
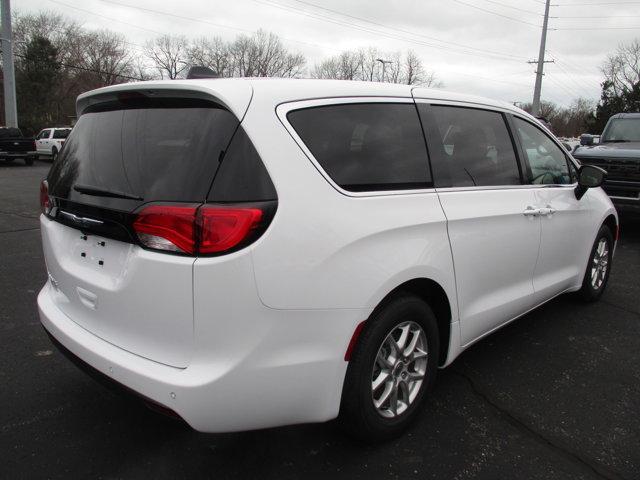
[[77, 77, 523, 118]]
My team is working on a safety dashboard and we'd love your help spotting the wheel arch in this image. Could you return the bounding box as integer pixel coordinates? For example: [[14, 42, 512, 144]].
[[603, 213, 618, 242], [369, 278, 452, 366]]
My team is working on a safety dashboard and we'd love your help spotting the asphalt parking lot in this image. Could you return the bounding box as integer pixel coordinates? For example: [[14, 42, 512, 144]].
[[1, 161, 639, 480]]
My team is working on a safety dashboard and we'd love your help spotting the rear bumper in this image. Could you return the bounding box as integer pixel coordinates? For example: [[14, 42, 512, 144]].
[[38, 281, 359, 432], [0, 151, 37, 158]]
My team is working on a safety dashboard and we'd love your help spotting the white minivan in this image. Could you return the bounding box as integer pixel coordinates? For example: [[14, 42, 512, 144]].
[[38, 79, 617, 441]]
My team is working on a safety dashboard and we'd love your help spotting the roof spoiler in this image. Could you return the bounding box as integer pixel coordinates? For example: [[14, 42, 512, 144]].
[[186, 66, 219, 80]]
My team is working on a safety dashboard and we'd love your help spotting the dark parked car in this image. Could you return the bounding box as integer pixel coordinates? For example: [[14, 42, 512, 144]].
[[0, 127, 38, 166], [574, 113, 640, 210]]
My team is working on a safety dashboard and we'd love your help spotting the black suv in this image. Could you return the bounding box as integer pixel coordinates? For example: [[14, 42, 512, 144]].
[[574, 112, 640, 210]]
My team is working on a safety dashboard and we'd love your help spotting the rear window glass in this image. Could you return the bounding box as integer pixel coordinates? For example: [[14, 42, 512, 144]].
[[53, 129, 71, 139], [287, 103, 431, 192], [0, 128, 23, 138], [48, 98, 239, 211]]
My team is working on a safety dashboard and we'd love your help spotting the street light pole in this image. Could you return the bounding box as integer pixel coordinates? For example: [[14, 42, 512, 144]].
[[1, 0, 18, 127], [376, 58, 392, 83]]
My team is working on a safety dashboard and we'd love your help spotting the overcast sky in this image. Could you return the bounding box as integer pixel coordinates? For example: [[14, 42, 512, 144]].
[[17, 0, 640, 107]]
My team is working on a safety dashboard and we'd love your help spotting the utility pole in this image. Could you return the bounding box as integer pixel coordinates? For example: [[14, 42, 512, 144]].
[[530, 0, 552, 117], [1, 0, 17, 127], [376, 58, 392, 83]]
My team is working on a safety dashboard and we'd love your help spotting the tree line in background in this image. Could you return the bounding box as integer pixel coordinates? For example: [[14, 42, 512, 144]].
[[3, 11, 640, 137], [7, 11, 439, 134]]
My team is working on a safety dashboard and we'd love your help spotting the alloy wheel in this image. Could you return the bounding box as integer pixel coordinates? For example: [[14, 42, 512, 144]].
[[371, 321, 428, 418], [591, 237, 609, 290]]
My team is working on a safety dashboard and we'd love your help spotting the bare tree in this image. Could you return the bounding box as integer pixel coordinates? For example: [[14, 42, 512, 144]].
[[312, 47, 441, 86], [601, 38, 640, 96], [81, 30, 135, 87], [144, 35, 189, 79], [313, 50, 362, 80], [188, 36, 229, 77], [226, 30, 305, 78], [520, 98, 595, 137]]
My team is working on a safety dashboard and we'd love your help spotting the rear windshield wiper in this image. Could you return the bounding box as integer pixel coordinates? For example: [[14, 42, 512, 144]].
[[73, 184, 143, 201]]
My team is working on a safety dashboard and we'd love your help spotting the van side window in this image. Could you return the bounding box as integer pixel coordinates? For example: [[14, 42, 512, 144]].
[[513, 117, 571, 185], [419, 105, 521, 188], [287, 103, 431, 192]]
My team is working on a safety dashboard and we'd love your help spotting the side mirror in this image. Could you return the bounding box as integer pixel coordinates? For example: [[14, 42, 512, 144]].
[[580, 134, 594, 146], [575, 165, 607, 200]]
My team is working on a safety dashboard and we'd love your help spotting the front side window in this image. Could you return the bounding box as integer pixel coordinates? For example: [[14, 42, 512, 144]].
[[514, 117, 571, 185], [287, 103, 431, 192], [39, 129, 51, 139], [423, 105, 521, 188]]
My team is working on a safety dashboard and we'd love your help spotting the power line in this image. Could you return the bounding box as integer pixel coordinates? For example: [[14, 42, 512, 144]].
[[14, 52, 144, 81], [98, 0, 343, 53], [254, 0, 527, 62], [555, 14, 640, 17], [554, 25, 640, 29], [49, 0, 166, 37], [480, 0, 543, 16], [450, 0, 542, 27], [554, 1, 640, 5], [287, 0, 529, 60], [545, 57, 598, 97]]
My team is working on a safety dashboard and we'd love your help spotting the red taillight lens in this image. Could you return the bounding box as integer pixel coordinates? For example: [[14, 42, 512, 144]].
[[198, 206, 262, 254], [40, 180, 50, 215], [133, 204, 264, 255], [31, 140, 37, 151], [133, 205, 197, 254]]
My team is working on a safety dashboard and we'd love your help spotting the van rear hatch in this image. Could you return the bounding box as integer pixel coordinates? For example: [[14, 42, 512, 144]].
[[42, 88, 249, 367]]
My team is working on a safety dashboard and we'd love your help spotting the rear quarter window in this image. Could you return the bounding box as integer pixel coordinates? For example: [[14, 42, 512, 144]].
[[287, 103, 431, 192], [53, 129, 71, 139]]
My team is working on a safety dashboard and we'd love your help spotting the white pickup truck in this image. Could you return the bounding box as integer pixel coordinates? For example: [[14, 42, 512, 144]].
[[35, 127, 72, 162]]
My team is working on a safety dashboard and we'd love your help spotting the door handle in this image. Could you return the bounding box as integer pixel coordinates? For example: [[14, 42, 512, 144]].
[[538, 205, 557, 216], [523, 206, 540, 217]]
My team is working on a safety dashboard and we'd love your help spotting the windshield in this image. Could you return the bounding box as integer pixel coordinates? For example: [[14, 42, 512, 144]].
[[602, 118, 640, 143]]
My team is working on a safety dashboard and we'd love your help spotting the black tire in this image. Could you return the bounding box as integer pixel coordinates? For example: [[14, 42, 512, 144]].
[[51, 148, 58, 163], [24, 157, 34, 166], [578, 225, 613, 302], [339, 294, 439, 442]]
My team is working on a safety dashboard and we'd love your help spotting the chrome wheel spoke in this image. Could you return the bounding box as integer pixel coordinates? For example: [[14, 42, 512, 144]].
[[389, 383, 399, 415], [409, 347, 428, 363], [376, 349, 393, 370], [372, 370, 390, 391], [395, 324, 410, 351], [374, 381, 394, 409], [403, 327, 421, 358]]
